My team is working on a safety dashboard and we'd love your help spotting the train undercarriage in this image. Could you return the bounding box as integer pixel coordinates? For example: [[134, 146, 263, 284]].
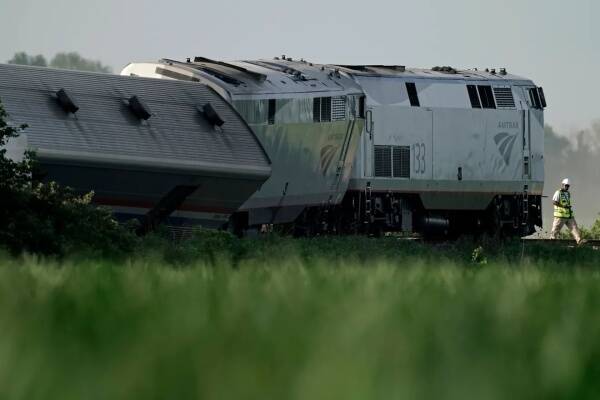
[[232, 190, 542, 239]]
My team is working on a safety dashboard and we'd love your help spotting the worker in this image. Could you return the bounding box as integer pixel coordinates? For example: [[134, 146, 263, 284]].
[[551, 178, 585, 244]]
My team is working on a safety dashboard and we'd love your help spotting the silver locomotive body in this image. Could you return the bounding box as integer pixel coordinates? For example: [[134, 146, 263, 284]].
[[123, 58, 365, 231], [340, 65, 545, 236], [123, 59, 546, 236]]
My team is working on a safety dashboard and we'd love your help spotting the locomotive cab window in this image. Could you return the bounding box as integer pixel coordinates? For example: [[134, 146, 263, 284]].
[[538, 87, 547, 108], [477, 85, 496, 109], [406, 82, 420, 107], [466, 85, 481, 108], [529, 87, 546, 109]]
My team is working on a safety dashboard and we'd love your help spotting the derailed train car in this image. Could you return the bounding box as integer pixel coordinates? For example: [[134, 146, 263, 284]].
[[124, 57, 546, 237], [123, 58, 365, 232], [0, 63, 271, 232]]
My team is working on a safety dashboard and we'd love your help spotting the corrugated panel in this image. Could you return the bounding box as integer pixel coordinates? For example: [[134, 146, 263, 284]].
[[374, 145, 392, 177], [0, 64, 270, 174], [331, 96, 346, 121], [392, 146, 410, 178], [493, 87, 515, 108]]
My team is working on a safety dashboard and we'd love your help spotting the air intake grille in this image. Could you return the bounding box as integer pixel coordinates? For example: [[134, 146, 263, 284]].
[[392, 146, 410, 178], [331, 96, 346, 121], [493, 87, 515, 108], [374, 146, 392, 177]]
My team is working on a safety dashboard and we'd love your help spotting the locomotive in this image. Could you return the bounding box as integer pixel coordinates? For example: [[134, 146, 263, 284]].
[[123, 57, 546, 237]]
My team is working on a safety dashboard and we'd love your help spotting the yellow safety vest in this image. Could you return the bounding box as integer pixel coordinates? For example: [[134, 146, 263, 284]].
[[554, 190, 573, 218]]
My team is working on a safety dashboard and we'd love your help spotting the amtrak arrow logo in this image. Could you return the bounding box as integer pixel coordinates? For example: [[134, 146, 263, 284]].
[[494, 132, 517, 165], [320, 145, 339, 176]]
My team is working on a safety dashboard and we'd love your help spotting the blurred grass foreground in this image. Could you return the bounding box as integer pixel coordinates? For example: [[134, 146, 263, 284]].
[[2, 234, 600, 399]]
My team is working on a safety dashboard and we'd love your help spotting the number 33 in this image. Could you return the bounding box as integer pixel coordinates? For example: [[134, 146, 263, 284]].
[[413, 143, 426, 174]]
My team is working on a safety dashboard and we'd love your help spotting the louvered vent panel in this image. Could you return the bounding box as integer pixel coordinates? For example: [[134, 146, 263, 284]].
[[493, 87, 515, 108], [374, 146, 392, 177], [331, 96, 346, 121], [392, 146, 410, 178]]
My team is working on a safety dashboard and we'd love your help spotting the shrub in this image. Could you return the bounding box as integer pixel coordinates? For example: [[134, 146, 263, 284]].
[[0, 100, 136, 257]]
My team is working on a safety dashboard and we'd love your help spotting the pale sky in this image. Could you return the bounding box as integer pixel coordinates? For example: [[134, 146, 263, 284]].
[[1, 0, 598, 133]]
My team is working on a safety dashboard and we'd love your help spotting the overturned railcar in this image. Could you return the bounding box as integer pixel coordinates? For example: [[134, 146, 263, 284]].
[[122, 58, 365, 231], [0, 63, 271, 231]]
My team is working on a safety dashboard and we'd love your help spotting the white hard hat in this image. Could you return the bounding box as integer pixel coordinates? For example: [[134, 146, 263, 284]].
[[562, 178, 570, 185]]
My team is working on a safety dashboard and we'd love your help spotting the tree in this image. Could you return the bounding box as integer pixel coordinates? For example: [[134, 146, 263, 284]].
[[545, 124, 600, 229], [6, 51, 112, 73], [0, 99, 135, 256], [50, 52, 112, 73], [7, 52, 47, 67]]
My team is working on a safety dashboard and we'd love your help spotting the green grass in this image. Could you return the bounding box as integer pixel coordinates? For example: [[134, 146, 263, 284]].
[[1, 236, 600, 399]]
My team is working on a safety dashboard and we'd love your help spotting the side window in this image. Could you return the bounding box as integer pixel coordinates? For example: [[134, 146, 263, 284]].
[[358, 96, 366, 118], [313, 97, 332, 122], [529, 87, 546, 109], [321, 97, 332, 122], [268, 99, 276, 125], [538, 87, 547, 108], [477, 85, 496, 109], [406, 82, 420, 107], [467, 85, 481, 108], [529, 88, 541, 109], [313, 97, 321, 122]]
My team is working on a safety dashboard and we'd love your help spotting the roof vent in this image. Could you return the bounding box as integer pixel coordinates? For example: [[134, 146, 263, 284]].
[[500, 68, 507, 75], [432, 66, 456, 74], [200, 103, 225, 127], [56, 89, 79, 114], [128, 95, 152, 120]]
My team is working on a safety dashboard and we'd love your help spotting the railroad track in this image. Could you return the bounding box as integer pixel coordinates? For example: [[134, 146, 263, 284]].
[[522, 238, 600, 246]]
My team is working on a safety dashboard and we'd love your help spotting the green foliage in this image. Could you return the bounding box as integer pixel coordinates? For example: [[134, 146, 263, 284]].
[[135, 227, 243, 266], [554, 215, 600, 240], [0, 100, 135, 256], [580, 216, 600, 239], [6, 51, 112, 73], [7, 51, 47, 67], [471, 245, 488, 265], [1, 243, 600, 399], [545, 124, 600, 227], [49, 52, 112, 73]]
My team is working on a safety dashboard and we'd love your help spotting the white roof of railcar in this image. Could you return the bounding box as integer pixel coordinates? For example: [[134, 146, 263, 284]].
[[331, 64, 534, 85], [152, 57, 364, 96], [126, 57, 537, 98]]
